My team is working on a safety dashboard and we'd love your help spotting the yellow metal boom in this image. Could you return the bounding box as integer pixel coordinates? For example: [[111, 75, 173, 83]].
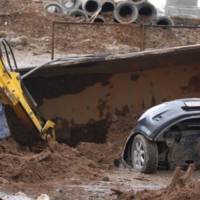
[[0, 39, 55, 142]]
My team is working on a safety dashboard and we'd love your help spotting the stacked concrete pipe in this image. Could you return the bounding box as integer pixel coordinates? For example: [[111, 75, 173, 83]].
[[137, 1, 157, 24], [93, 15, 106, 23], [69, 9, 89, 21], [101, 0, 115, 13], [81, 0, 102, 16], [44, 0, 174, 26], [60, 0, 82, 13], [154, 16, 174, 26], [114, 1, 138, 24], [45, 3, 64, 15]]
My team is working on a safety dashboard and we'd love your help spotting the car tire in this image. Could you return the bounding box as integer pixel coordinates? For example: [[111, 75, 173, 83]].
[[131, 134, 158, 173]]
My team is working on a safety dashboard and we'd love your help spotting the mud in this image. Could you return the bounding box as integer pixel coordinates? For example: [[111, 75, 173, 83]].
[[2, 135, 200, 200], [112, 165, 200, 200]]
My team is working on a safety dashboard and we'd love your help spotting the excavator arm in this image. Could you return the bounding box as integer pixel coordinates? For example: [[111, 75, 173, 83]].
[[0, 39, 55, 143]]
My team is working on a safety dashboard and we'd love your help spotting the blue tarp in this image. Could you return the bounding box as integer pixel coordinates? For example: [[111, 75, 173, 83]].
[[0, 104, 10, 139]]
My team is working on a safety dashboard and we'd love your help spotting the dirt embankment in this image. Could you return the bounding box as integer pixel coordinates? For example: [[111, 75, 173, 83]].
[[0, 0, 141, 54], [1, 0, 200, 55], [0, 0, 56, 38]]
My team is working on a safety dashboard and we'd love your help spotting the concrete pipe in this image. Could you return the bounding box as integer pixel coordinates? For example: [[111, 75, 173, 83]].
[[101, 0, 115, 13], [69, 9, 89, 21], [154, 16, 174, 26], [114, 1, 138, 24], [93, 15, 105, 23], [60, 0, 81, 12], [137, 1, 157, 23], [82, 0, 102, 16], [45, 3, 64, 15]]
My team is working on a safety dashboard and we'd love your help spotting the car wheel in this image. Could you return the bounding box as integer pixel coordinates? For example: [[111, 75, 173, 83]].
[[131, 134, 158, 173]]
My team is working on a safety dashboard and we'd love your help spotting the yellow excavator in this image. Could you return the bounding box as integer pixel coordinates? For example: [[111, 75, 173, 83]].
[[0, 39, 56, 144]]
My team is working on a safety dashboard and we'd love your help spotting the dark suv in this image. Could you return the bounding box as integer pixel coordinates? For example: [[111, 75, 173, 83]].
[[121, 99, 200, 173]]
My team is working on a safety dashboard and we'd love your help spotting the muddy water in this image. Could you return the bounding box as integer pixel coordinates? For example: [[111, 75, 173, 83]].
[[48, 169, 200, 200]]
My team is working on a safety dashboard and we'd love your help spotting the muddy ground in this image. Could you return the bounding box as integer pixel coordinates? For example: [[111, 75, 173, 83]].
[[1, 126, 200, 200], [0, 113, 137, 199], [1, 112, 200, 200], [1, 1, 200, 200]]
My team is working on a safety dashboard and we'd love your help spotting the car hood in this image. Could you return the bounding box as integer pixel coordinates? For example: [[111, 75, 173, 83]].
[[135, 98, 200, 140]]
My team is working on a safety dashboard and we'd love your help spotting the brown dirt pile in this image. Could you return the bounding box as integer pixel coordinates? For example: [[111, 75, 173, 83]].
[[0, 0, 59, 38], [0, 112, 139, 187], [0, 0, 30, 15], [0, 0, 140, 54], [0, 113, 139, 196], [112, 164, 200, 200], [145, 27, 200, 49], [77, 113, 138, 169], [0, 138, 101, 184], [1, 0, 200, 55]]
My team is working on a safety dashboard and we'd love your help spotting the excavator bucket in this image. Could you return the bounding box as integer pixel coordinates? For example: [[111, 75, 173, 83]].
[[19, 43, 200, 146], [0, 39, 55, 145]]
